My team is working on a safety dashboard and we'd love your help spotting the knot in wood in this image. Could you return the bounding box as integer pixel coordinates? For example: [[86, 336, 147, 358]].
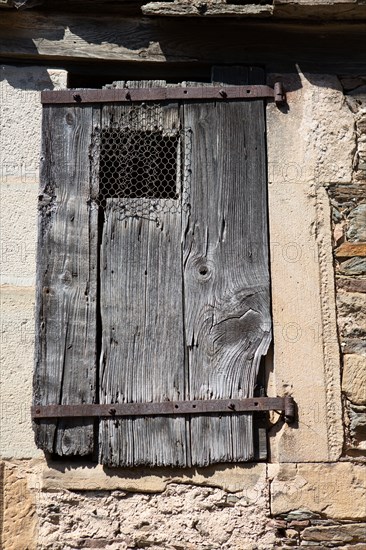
[[60, 270, 72, 285]]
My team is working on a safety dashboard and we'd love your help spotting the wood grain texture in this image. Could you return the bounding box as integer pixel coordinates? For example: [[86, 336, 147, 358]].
[[141, 3, 273, 17], [34, 104, 99, 455], [98, 81, 188, 466], [0, 13, 366, 72], [183, 67, 271, 465], [35, 73, 271, 466]]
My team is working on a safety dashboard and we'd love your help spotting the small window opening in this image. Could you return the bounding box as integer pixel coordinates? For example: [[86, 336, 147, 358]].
[[99, 128, 179, 201], [95, 103, 192, 219]]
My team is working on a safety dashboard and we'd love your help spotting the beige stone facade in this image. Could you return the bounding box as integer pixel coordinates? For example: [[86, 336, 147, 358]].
[[0, 33, 365, 550]]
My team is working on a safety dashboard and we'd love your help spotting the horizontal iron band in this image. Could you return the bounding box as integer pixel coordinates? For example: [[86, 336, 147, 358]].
[[41, 83, 285, 105], [32, 396, 294, 422]]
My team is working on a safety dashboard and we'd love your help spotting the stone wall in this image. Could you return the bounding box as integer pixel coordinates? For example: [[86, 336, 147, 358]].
[[329, 77, 366, 457], [0, 65, 365, 549]]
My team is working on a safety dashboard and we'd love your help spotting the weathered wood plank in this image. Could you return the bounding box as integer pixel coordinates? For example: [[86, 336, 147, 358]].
[[34, 104, 99, 455], [183, 67, 271, 465], [0, 13, 366, 72], [141, 3, 274, 17], [99, 81, 188, 467], [0, 0, 13, 8]]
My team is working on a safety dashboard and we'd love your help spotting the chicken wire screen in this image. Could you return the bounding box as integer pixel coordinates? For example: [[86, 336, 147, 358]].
[[96, 103, 191, 219]]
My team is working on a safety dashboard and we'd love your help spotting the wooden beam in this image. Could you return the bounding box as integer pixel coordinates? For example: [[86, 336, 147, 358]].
[[141, 3, 274, 17], [142, 0, 366, 19], [0, 13, 366, 71], [2, 0, 366, 19]]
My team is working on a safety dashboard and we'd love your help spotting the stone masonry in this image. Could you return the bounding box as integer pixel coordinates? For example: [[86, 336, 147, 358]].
[[329, 77, 366, 457]]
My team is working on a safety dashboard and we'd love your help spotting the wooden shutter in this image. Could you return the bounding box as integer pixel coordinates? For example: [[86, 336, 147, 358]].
[[34, 67, 271, 466]]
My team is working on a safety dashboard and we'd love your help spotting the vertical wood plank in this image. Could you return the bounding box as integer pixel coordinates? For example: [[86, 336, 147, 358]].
[[99, 81, 188, 466], [34, 104, 99, 455], [183, 68, 271, 465]]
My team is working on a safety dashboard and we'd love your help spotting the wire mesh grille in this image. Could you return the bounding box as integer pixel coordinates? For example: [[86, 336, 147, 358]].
[[97, 103, 191, 219]]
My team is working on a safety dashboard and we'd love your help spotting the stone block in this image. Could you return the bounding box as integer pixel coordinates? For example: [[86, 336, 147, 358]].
[[36, 478, 276, 550], [336, 278, 366, 293], [266, 75, 346, 462], [338, 258, 366, 276], [356, 111, 366, 134], [337, 291, 366, 340], [348, 404, 366, 447], [270, 463, 366, 520], [342, 354, 366, 405], [339, 545, 366, 550], [286, 528, 299, 539], [347, 206, 366, 242], [2, 461, 38, 550], [0, 286, 41, 459], [342, 338, 366, 355], [302, 523, 366, 543], [336, 243, 366, 258], [267, 182, 342, 462], [42, 461, 266, 494], [349, 86, 366, 110]]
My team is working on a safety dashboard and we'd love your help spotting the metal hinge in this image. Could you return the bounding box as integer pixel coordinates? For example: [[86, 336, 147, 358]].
[[32, 396, 295, 424], [41, 82, 286, 107]]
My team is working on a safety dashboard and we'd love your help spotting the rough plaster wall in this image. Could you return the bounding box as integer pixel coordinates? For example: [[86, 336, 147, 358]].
[[36, 482, 275, 550]]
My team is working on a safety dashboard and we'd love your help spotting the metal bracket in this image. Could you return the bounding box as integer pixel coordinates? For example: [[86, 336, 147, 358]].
[[41, 82, 286, 107], [32, 396, 295, 424]]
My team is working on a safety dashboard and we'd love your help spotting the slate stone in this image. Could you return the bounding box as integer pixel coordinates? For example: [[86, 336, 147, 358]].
[[338, 258, 366, 276], [302, 524, 366, 543], [347, 204, 366, 241]]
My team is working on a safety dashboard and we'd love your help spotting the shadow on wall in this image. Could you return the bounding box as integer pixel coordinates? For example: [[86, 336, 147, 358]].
[[44, 456, 264, 495], [1, 11, 366, 72], [0, 64, 61, 91]]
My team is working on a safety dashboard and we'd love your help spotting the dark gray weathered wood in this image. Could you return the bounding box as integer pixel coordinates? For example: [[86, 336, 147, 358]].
[[183, 67, 271, 465], [34, 104, 99, 455], [35, 71, 271, 466], [99, 81, 188, 466], [1, 13, 366, 73]]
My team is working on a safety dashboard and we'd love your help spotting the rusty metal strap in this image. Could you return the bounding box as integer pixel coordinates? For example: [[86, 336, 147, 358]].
[[32, 396, 295, 423], [41, 82, 285, 106]]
